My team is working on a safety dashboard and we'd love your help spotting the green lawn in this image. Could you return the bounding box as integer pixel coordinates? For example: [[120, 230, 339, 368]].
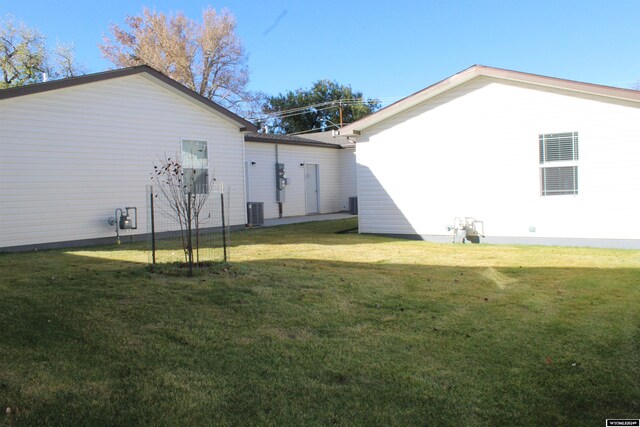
[[1, 218, 639, 426]]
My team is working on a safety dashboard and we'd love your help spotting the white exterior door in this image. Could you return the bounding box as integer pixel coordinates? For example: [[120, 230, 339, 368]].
[[305, 164, 319, 214]]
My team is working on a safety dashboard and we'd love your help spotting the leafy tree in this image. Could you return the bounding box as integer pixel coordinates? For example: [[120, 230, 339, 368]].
[[1, 16, 84, 89], [52, 41, 85, 78], [260, 80, 381, 134], [1, 16, 49, 88], [100, 7, 257, 114]]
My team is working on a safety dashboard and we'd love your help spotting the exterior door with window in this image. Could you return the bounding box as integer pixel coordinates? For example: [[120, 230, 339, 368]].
[[305, 164, 319, 214]]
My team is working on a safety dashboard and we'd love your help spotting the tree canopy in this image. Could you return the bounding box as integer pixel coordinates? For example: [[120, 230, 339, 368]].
[[1, 16, 83, 89], [260, 80, 381, 134], [99, 7, 258, 115]]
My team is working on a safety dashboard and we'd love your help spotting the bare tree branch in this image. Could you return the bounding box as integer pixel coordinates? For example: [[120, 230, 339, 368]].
[[151, 153, 215, 264], [99, 7, 256, 116], [53, 41, 86, 78]]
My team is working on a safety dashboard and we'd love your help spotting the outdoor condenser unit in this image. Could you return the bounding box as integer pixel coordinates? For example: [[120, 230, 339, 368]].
[[247, 202, 264, 227], [348, 197, 358, 215]]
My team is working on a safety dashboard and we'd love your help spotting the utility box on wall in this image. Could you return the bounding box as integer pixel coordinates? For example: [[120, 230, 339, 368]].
[[276, 162, 286, 202], [244, 135, 347, 222]]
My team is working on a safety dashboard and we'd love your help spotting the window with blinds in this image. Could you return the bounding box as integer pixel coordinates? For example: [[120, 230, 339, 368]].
[[539, 132, 579, 163], [541, 166, 578, 196], [182, 139, 209, 194], [539, 132, 579, 196]]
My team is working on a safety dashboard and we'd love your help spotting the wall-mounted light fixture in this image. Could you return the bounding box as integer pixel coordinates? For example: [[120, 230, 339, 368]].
[[299, 162, 305, 166], [251, 161, 257, 165]]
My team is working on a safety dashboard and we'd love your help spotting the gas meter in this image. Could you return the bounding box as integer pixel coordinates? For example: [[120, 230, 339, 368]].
[[108, 207, 138, 244]]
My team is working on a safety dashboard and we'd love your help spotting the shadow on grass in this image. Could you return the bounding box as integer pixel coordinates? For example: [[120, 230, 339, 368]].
[[144, 218, 370, 253], [12, 217, 372, 266], [1, 247, 639, 426]]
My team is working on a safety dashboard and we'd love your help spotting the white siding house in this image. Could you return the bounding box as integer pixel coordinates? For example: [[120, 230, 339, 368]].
[[244, 133, 354, 220], [338, 147, 358, 212], [0, 66, 256, 250], [305, 131, 358, 213], [339, 65, 640, 248]]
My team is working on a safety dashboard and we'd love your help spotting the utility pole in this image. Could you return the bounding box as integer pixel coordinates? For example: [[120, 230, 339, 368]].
[[339, 101, 343, 128]]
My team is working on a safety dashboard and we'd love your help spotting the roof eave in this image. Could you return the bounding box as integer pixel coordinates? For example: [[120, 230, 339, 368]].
[[137, 67, 257, 132], [340, 65, 640, 136], [244, 134, 343, 149], [0, 67, 143, 100], [477, 65, 640, 104], [340, 65, 481, 135], [0, 65, 257, 133]]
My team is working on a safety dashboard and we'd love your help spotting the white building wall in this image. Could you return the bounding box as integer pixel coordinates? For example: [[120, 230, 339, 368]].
[[338, 147, 358, 211], [244, 142, 342, 218], [356, 76, 640, 247], [243, 142, 279, 219], [0, 74, 246, 248]]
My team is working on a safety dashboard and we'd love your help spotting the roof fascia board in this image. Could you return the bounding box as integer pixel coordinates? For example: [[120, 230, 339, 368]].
[[340, 66, 479, 135], [341, 65, 640, 136], [477, 65, 640, 103], [136, 68, 256, 132], [0, 65, 257, 132], [244, 135, 343, 149], [0, 67, 142, 100]]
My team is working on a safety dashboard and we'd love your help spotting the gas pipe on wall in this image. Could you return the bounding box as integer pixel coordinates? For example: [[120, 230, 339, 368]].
[[108, 207, 138, 244]]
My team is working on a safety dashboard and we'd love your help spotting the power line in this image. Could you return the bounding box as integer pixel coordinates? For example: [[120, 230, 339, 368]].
[[287, 122, 356, 135], [248, 98, 393, 121], [258, 99, 370, 116]]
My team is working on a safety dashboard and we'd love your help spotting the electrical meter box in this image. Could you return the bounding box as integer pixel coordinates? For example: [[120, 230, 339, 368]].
[[276, 163, 286, 202], [276, 163, 286, 190]]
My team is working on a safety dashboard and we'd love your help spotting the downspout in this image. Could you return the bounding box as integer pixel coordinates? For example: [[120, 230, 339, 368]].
[[241, 131, 248, 225], [275, 144, 283, 218]]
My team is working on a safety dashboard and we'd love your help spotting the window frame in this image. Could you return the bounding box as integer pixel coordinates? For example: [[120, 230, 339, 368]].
[[539, 132, 579, 197], [181, 139, 210, 195]]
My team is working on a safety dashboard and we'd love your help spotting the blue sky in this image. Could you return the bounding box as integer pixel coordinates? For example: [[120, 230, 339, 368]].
[[3, 0, 640, 105]]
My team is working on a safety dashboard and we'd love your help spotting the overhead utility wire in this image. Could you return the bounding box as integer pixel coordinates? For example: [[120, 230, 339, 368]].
[[251, 96, 403, 117], [288, 122, 355, 135], [257, 99, 375, 117], [248, 99, 388, 121], [257, 105, 339, 121]]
